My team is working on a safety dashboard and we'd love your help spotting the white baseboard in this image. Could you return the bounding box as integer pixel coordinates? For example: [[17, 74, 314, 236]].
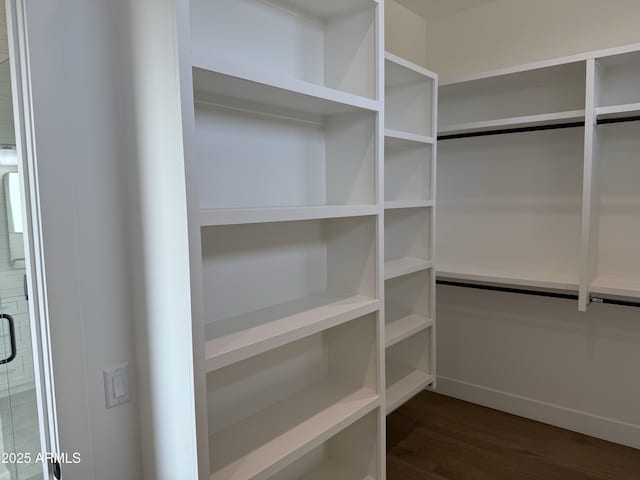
[[435, 376, 640, 450]]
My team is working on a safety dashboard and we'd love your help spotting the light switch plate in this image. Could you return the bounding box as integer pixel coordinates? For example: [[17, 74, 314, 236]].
[[103, 363, 131, 409]]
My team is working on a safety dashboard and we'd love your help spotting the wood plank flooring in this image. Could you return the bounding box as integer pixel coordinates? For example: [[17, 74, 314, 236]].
[[387, 391, 640, 480]]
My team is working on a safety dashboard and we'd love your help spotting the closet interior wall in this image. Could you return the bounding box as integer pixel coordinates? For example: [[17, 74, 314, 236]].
[[435, 42, 640, 449]]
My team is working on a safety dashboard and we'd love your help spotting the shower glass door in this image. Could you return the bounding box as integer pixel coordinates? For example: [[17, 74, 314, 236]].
[[0, 1, 46, 479]]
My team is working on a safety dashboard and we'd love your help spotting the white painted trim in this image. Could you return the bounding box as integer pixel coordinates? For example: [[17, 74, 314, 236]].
[[384, 51, 438, 80], [441, 42, 640, 85], [436, 376, 640, 450]]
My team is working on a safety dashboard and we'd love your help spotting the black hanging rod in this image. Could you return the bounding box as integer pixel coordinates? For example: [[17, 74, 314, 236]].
[[596, 115, 640, 126], [438, 121, 585, 141], [437, 280, 640, 309]]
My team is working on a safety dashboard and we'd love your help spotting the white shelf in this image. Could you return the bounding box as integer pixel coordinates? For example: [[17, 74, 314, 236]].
[[385, 258, 433, 281], [293, 461, 375, 480], [386, 314, 433, 348], [200, 205, 378, 227], [273, 0, 377, 18], [384, 200, 433, 210], [385, 129, 435, 146], [193, 59, 380, 116], [595, 103, 640, 122], [590, 278, 640, 299], [205, 294, 379, 372], [385, 362, 433, 415], [437, 265, 579, 292], [384, 51, 437, 80], [439, 110, 586, 136], [209, 380, 380, 480]]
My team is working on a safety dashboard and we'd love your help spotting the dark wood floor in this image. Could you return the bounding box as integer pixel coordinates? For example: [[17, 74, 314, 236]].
[[387, 391, 640, 480]]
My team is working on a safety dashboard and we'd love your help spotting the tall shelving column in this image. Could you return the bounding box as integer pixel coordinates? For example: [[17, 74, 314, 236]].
[[383, 52, 438, 414], [186, 1, 386, 479]]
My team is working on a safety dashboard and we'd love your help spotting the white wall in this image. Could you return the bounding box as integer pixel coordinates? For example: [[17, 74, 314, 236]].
[[20, 1, 142, 478], [426, 0, 640, 80], [385, 0, 428, 67], [402, 0, 640, 448]]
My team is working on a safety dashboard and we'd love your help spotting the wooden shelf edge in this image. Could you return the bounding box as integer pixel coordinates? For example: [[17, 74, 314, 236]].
[[437, 266, 579, 292], [200, 205, 379, 227], [384, 128, 436, 145], [210, 386, 381, 480], [385, 258, 433, 281], [385, 371, 433, 415], [192, 57, 381, 113], [439, 110, 586, 136], [205, 296, 380, 372], [384, 52, 438, 80], [385, 315, 434, 348], [590, 279, 640, 299], [384, 200, 434, 210], [595, 102, 640, 121]]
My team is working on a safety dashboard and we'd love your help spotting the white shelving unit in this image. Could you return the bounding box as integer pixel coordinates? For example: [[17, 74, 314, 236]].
[[192, 0, 386, 475], [437, 43, 640, 312], [383, 53, 437, 414], [127, 0, 388, 478]]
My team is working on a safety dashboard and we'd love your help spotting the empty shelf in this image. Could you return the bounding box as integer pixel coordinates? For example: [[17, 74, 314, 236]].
[[385, 258, 433, 280], [193, 59, 380, 116], [293, 460, 375, 480], [273, 0, 377, 18], [386, 362, 432, 415], [439, 110, 586, 136], [437, 265, 579, 292], [386, 314, 433, 348], [385, 51, 437, 80], [205, 294, 380, 372], [595, 103, 640, 122], [590, 278, 640, 299], [200, 205, 379, 227], [384, 200, 433, 210], [209, 379, 380, 480], [385, 129, 435, 146]]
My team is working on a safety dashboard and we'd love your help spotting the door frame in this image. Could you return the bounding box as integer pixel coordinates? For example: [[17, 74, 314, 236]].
[[5, 0, 59, 476]]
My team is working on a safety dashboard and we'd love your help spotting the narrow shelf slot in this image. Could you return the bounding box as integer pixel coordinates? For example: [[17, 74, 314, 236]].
[[194, 90, 376, 212], [203, 216, 377, 370], [386, 314, 433, 348], [191, 0, 378, 101], [440, 62, 586, 128], [385, 258, 433, 281], [205, 294, 379, 371], [596, 50, 640, 108], [208, 316, 380, 480], [385, 136, 432, 205], [385, 54, 435, 137], [386, 361, 433, 415], [269, 411, 380, 480]]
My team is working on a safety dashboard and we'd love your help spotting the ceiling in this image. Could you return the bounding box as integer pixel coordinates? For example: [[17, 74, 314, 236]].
[[396, 0, 502, 19]]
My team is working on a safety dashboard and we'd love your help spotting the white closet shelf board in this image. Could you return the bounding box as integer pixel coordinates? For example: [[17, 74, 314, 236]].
[[385, 258, 433, 281], [386, 315, 433, 348], [274, 0, 378, 17], [385, 200, 433, 210], [193, 60, 380, 116], [440, 42, 640, 85], [385, 129, 435, 146], [209, 380, 380, 480], [590, 278, 640, 299], [595, 103, 640, 121], [294, 462, 375, 480], [437, 265, 579, 292], [205, 294, 379, 372], [385, 362, 433, 415], [439, 110, 585, 136], [200, 205, 379, 227], [384, 51, 437, 80]]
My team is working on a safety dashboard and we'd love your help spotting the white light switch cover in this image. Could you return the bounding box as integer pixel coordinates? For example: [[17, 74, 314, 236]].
[[103, 363, 131, 409]]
